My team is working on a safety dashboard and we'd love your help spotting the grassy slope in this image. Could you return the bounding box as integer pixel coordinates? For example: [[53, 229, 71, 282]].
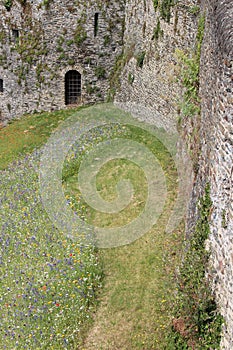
[[0, 107, 103, 349], [63, 124, 184, 349], [0, 107, 83, 169], [0, 105, 185, 349]]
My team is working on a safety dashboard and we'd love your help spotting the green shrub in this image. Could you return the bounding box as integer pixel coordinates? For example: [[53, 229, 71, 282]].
[[128, 72, 134, 84], [104, 35, 111, 46], [160, 0, 173, 23], [86, 83, 100, 94], [167, 184, 224, 349], [153, 19, 163, 41], [95, 66, 106, 79], [3, 0, 13, 10], [188, 5, 200, 16], [136, 51, 146, 68], [107, 52, 124, 101], [42, 0, 52, 9], [175, 15, 205, 117], [67, 39, 74, 46], [74, 19, 87, 46], [153, 0, 159, 11]]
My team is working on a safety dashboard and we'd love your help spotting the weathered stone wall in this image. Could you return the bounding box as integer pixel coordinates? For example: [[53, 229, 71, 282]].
[[116, 0, 199, 132], [0, 0, 125, 121], [187, 1, 233, 348], [0, 0, 232, 348], [116, 1, 233, 348]]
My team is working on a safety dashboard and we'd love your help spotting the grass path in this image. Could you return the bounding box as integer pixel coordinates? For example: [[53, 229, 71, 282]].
[[62, 119, 185, 349], [81, 216, 183, 350]]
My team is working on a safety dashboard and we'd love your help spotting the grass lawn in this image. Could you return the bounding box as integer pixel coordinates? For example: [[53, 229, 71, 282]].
[[0, 106, 104, 349], [62, 114, 184, 349], [0, 107, 84, 170], [0, 103, 185, 349]]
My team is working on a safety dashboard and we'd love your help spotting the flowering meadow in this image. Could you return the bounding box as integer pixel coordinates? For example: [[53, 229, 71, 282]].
[[0, 122, 126, 349]]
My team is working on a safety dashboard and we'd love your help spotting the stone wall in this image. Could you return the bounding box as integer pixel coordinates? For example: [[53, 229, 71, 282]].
[[116, 0, 199, 132], [117, 1, 233, 348], [0, 0, 125, 121], [188, 0, 233, 348]]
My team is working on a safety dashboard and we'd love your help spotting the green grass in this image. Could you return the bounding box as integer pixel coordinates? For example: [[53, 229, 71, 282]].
[[2, 103, 217, 350], [0, 106, 104, 349], [63, 124, 177, 227], [0, 106, 84, 170], [62, 121, 184, 349]]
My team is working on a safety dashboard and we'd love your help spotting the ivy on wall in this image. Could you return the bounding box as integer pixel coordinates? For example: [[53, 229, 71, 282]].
[[74, 15, 87, 46], [153, 0, 174, 23], [160, 0, 173, 23], [176, 14, 205, 118]]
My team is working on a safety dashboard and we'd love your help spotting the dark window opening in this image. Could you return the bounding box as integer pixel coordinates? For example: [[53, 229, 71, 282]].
[[0, 79, 3, 93], [94, 13, 99, 37], [12, 29, 19, 42], [65, 70, 81, 105]]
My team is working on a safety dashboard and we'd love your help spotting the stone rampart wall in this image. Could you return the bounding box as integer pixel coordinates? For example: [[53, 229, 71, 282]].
[[0, 0, 125, 121], [188, 1, 233, 348]]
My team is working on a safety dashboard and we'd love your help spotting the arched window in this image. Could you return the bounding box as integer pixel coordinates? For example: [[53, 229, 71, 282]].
[[65, 70, 81, 105]]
